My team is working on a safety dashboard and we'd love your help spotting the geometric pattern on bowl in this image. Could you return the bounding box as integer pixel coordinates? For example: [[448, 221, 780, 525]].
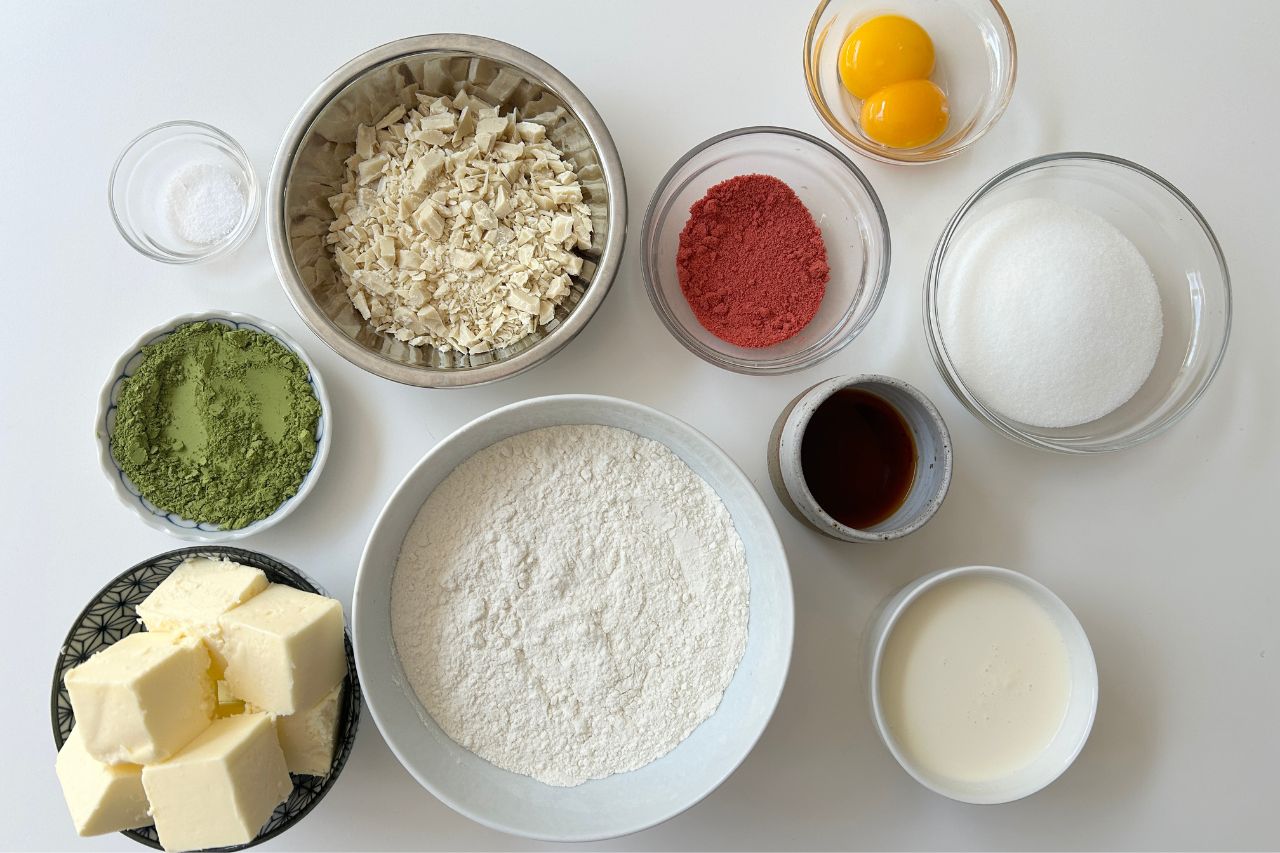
[[95, 312, 330, 542], [50, 546, 361, 851]]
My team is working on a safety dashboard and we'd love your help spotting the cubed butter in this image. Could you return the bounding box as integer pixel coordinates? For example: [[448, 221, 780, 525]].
[[55, 728, 151, 836], [64, 632, 214, 764], [275, 682, 344, 776], [137, 557, 268, 672], [214, 680, 245, 718], [142, 713, 291, 853], [219, 584, 345, 715]]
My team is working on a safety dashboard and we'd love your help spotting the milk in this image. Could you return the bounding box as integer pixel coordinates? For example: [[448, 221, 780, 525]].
[[879, 574, 1072, 783]]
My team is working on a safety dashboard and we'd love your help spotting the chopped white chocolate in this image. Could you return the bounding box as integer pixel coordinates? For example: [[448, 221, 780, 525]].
[[325, 92, 594, 355]]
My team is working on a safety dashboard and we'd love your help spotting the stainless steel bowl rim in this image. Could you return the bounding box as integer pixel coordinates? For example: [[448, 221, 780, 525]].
[[268, 34, 627, 388], [923, 150, 1234, 453], [641, 125, 891, 375]]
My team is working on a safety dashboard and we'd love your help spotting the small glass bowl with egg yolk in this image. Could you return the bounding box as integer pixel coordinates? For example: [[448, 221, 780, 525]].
[[804, 0, 1017, 164]]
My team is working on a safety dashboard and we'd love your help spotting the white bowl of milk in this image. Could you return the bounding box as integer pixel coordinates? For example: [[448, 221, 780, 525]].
[[866, 566, 1098, 804]]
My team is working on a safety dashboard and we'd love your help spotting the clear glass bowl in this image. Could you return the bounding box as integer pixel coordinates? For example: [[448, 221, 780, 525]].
[[925, 152, 1232, 453], [642, 127, 890, 375], [109, 120, 260, 264], [804, 0, 1016, 165]]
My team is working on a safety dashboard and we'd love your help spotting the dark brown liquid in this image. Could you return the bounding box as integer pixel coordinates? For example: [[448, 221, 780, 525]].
[[800, 388, 917, 529]]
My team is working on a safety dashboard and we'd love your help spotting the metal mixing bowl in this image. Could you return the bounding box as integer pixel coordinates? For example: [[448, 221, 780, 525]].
[[268, 35, 627, 388]]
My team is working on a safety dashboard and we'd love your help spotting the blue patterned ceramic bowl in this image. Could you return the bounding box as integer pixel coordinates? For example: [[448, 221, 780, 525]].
[[96, 312, 331, 542], [51, 546, 362, 851]]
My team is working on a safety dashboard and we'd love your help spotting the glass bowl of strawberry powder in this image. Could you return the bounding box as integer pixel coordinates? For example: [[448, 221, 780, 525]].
[[642, 126, 890, 374]]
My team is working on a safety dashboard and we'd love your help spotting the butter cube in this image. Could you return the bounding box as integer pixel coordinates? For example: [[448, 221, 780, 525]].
[[137, 557, 268, 671], [219, 584, 345, 715], [64, 632, 214, 764], [143, 713, 292, 852], [55, 728, 151, 836], [276, 682, 344, 776], [214, 680, 245, 718]]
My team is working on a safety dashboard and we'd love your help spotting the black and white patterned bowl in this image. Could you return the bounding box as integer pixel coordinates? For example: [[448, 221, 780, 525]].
[[51, 546, 361, 851], [95, 311, 331, 542]]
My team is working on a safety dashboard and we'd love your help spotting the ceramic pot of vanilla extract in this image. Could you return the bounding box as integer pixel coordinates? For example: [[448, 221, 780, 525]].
[[767, 374, 952, 542]]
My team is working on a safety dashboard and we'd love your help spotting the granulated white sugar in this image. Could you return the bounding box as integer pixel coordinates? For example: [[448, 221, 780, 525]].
[[163, 162, 245, 245], [938, 197, 1164, 428]]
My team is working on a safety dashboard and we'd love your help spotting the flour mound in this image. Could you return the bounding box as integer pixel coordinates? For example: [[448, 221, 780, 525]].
[[390, 424, 750, 786]]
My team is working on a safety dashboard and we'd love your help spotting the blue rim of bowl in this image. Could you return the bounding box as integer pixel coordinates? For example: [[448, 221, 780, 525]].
[[108, 120, 261, 265], [353, 393, 795, 841], [640, 125, 891, 375], [95, 311, 330, 541], [802, 0, 1018, 165], [50, 545, 362, 851], [923, 150, 1233, 453]]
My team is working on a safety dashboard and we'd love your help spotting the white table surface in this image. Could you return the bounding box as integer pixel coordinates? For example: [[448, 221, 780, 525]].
[[4, 1, 1277, 850]]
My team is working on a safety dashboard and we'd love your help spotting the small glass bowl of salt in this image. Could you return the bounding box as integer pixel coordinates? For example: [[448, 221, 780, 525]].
[[109, 120, 260, 264]]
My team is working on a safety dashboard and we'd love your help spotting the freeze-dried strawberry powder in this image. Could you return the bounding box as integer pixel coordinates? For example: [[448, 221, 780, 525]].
[[676, 174, 829, 348]]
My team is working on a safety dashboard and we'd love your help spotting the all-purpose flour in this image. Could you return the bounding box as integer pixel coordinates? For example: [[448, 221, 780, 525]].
[[390, 425, 750, 786]]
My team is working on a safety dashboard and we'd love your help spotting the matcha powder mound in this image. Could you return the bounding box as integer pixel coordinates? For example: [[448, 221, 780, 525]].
[[110, 321, 322, 529]]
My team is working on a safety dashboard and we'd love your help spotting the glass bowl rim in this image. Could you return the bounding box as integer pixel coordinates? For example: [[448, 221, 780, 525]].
[[641, 124, 891, 375], [108, 119, 261, 265], [802, 0, 1018, 165], [923, 150, 1234, 453]]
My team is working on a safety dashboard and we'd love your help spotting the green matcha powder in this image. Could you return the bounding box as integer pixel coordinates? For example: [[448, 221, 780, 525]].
[[111, 322, 322, 529]]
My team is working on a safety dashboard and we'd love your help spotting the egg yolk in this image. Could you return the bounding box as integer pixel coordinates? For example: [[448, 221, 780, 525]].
[[860, 79, 949, 149], [838, 15, 935, 99]]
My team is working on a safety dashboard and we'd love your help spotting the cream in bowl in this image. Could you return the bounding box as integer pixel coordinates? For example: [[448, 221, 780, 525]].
[[867, 566, 1097, 803]]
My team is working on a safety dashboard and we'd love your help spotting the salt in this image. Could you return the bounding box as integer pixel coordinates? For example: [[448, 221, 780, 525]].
[[162, 162, 245, 245], [938, 198, 1164, 428]]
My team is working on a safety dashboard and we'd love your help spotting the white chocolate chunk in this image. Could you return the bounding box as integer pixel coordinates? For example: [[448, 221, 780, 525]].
[[325, 91, 594, 355], [357, 155, 388, 185], [375, 105, 406, 129], [355, 124, 376, 160], [506, 287, 540, 314], [549, 213, 574, 244]]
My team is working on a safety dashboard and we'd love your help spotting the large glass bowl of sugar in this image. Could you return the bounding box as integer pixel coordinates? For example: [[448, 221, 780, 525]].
[[924, 152, 1231, 453]]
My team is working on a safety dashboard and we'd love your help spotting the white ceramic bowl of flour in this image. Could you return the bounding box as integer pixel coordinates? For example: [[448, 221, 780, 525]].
[[353, 395, 793, 841]]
